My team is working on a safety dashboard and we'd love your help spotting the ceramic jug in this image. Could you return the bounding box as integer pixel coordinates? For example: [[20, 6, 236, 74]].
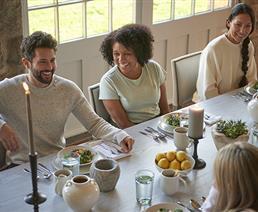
[[54, 169, 72, 196], [62, 175, 100, 212], [247, 92, 258, 123], [90, 158, 120, 192]]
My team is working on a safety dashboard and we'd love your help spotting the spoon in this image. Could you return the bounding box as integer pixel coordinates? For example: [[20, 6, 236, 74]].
[[190, 199, 202, 211], [37, 168, 52, 179], [176, 201, 194, 212], [23, 168, 40, 180]]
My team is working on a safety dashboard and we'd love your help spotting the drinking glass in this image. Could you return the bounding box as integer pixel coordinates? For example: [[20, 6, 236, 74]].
[[135, 169, 154, 206]]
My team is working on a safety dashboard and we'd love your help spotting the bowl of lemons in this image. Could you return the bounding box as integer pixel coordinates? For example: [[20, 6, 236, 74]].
[[155, 150, 195, 175]]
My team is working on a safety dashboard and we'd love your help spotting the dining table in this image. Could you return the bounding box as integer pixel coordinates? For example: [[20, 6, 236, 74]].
[[0, 89, 256, 212]]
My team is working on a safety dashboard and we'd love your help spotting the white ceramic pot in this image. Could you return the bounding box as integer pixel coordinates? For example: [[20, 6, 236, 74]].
[[62, 175, 100, 212], [247, 92, 258, 123], [211, 125, 249, 150]]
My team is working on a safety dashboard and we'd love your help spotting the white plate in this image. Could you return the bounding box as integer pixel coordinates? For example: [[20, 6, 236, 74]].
[[145, 202, 186, 212], [158, 113, 205, 135], [244, 85, 257, 96], [52, 157, 93, 175], [57, 145, 98, 167]]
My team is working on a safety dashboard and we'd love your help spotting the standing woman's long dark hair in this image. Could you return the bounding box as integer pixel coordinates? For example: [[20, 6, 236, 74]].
[[226, 3, 256, 87]]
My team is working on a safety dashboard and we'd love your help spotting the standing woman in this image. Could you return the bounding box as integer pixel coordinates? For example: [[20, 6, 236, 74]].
[[202, 142, 258, 211], [99, 24, 169, 129], [193, 3, 257, 102]]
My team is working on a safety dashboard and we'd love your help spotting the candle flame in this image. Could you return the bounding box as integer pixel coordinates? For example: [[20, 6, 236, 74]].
[[22, 82, 30, 94]]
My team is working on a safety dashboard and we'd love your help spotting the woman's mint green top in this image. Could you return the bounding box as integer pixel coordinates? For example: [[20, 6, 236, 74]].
[[99, 60, 166, 123]]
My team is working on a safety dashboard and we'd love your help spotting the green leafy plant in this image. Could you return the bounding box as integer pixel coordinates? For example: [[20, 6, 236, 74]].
[[216, 120, 248, 139], [252, 81, 258, 90]]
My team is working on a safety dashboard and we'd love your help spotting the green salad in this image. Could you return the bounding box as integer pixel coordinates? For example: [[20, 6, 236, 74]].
[[165, 114, 180, 127], [216, 120, 248, 139], [64, 149, 94, 164]]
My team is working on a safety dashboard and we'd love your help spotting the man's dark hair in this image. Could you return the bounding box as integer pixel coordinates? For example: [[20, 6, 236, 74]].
[[20, 31, 57, 61]]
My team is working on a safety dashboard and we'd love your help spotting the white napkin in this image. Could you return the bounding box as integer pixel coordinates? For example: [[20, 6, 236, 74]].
[[92, 142, 132, 160], [204, 113, 222, 125]]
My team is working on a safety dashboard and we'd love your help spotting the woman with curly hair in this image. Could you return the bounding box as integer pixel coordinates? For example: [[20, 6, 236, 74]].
[[99, 24, 169, 128], [193, 3, 257, 102], [202, 142, 258, 211]]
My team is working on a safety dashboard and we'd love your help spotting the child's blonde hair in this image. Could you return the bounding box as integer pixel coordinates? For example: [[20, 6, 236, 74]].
[[214, 142, 258, 211]]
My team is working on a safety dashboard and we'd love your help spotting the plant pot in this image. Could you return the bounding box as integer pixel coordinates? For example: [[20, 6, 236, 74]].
[[211, 125, 249, 150]]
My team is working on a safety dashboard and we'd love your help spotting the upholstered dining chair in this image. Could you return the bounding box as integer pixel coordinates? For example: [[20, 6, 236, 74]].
[[171, 51, 202, 109], [88, 83, 111, 123], [0, 142, 6, 170]]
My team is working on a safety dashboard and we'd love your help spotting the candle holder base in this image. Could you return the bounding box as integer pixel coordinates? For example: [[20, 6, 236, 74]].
[[190, 137, 206, 170], [193, 158, 206, 169], [25, 192, 47, 205]]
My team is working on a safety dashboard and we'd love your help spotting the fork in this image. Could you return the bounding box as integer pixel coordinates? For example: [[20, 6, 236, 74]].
[[146, 127, 166, 138], [38, 163, 52, 174], [37, 167, 52, 179], [100, 143, 120, 155], [139, 131, 160, 143]]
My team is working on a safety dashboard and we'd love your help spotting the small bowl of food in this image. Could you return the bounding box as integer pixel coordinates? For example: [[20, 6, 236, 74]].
[[57, 145, 97, 166], [154, 150, 195, 176]]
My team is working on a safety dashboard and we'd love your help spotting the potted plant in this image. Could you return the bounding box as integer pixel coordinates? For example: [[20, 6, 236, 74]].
[[211, 120, 249, 150]]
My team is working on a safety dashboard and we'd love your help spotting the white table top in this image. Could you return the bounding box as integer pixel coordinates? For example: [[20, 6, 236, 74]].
[[0, 90, 254, 212]]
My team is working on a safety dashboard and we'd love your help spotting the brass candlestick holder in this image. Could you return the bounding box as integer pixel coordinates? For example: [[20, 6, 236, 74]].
[[189, 137, 206, 169], [24, 153, 47, 212]]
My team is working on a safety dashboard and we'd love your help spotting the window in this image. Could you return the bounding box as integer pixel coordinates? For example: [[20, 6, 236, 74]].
[[153, 0, 230, 23], [25, 0, 135, 43]]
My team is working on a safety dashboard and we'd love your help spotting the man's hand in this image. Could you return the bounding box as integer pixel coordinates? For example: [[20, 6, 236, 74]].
[[0, 124, 20, 152], [120, 136, 134, 153]]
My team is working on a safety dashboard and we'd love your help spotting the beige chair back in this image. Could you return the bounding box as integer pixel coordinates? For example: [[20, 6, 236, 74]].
[[171, 51, 201, 109], [88, 83, 111, 122]]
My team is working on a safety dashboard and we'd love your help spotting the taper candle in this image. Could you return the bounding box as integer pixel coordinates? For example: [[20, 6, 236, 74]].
[[23, 82, 35, 155], [188, 106, 204, 139]]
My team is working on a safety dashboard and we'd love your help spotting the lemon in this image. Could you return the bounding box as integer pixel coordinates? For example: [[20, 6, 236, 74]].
[[181, 159, 192, 170], [169, 159, 181, 170], [166, 151, 176, 161], [155, 152, 166, 162], [158, 158, 169, 169], [176, 151, 187, 162]]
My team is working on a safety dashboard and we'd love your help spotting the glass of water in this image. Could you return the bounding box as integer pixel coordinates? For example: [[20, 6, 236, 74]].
[[135, 169, 154, 206]]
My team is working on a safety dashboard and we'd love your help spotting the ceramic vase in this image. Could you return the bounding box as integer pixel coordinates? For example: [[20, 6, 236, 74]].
[[62, 175, 100, 212], [247, 92, 258, 123], [90, 158, 120, 192]]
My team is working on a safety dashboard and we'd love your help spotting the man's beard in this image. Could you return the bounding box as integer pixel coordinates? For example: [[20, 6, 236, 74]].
[[31, 68, 55, 85]]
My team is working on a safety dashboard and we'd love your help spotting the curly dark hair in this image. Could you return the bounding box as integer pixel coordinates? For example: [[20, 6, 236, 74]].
[[20, 31, 57, 61], [100, 24, 154, 66], [226, 3, 256, 87]]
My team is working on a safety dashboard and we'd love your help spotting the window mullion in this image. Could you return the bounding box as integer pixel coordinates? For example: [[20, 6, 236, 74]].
[[171, 0, 175, 20], [84, 0, 87, 38], [109, 0, 113, 32], [55, 0, 60, 43], [192, 0, 195, 15], [22, 0, 30, 36]]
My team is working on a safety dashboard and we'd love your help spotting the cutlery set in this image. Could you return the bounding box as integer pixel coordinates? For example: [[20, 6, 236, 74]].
[[177, 197, 206, 212], [23, 163, 52, 180], [233, 91, 252, 102], [139, 126, 172, 142]]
